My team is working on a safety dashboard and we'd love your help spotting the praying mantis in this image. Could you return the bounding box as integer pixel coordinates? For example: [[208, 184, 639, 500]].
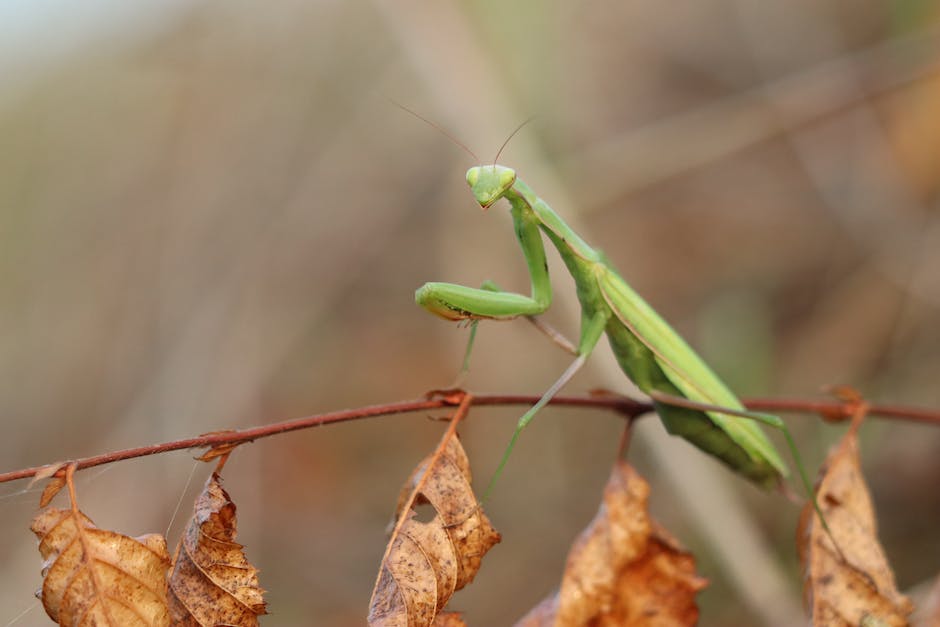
[[414, 149, 818, 500]]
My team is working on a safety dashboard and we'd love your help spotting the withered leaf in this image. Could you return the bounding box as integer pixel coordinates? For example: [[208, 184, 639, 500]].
[[38, 476, 68, 509], [31, 507, 171, 625], [799, 418, 913, 627], [516, 461, 706, 627], [168, 472, 266, 625], [194, 431, 243, 463], [369, 434, 500, 627], [432, 611, 468, 626], [29, 462, 68, 507]]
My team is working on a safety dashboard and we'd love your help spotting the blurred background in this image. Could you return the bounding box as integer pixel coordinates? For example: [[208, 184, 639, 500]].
[[1, 1, 939, 625]]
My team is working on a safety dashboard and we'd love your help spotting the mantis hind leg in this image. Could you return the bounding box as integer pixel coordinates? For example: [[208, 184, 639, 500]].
[[481, 311, 609, 501], [648, 390, 842, 556], [481, 352, 589, 501]]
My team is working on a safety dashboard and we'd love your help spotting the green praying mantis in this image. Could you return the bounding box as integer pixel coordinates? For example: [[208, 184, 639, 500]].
[[411, 119, 820, 509]]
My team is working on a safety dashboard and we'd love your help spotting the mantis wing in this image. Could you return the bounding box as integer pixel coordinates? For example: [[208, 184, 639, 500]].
[[598, 267, 788, 478]]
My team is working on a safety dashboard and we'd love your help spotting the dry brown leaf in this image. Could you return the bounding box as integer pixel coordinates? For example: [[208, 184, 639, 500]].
[[28, 462, 68, 507], [432, 611, 468, 626], [31, 506, 171, 625], [516, 460, 706, 627], [38, 476, 68, 508], [194, 431, 243, 463], [799, 417, 913, 627], [168, 472, 266, 625], [369, 434, 500, 626]]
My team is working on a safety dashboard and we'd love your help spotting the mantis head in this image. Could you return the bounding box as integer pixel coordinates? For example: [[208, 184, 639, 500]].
[[466, 165, 516, 209]]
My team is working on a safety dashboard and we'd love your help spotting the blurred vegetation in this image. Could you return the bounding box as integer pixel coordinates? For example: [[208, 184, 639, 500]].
[[1, 1, 939, 625]]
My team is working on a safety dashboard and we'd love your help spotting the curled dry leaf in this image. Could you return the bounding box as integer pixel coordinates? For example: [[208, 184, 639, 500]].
[[31, 507, 171, 626], [799, 418, 913, 627], [168, 472, 267, 625], [39, 476, 68, 509], [29, 462, 68, 507], [369, 435, 501, 627], [194, 431, 243, 463], [516, 461, 706, 627]]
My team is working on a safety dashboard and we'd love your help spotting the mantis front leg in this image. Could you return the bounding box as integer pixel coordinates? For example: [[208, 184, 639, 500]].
[[417, 203, 552, 384], [415, 204, 552, 322], [416, 203, 601, 496], [454, 281, 577, 381]]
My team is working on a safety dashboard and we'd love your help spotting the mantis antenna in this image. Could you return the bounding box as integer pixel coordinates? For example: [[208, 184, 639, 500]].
[[388, 99, 480, 163], [493, 117, 535, 165]]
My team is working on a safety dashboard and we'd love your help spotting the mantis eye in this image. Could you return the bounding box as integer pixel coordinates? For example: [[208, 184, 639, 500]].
[[466, 167, 480, 187]]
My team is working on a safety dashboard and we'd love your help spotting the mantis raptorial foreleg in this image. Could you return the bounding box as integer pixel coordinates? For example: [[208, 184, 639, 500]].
[[479, 280, 579, 356], [455, 280, 575, 385]]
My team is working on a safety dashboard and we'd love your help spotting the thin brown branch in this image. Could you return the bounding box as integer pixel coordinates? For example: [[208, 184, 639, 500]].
[[1, 392, 938, 485], [744, 398, 940, 426]]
